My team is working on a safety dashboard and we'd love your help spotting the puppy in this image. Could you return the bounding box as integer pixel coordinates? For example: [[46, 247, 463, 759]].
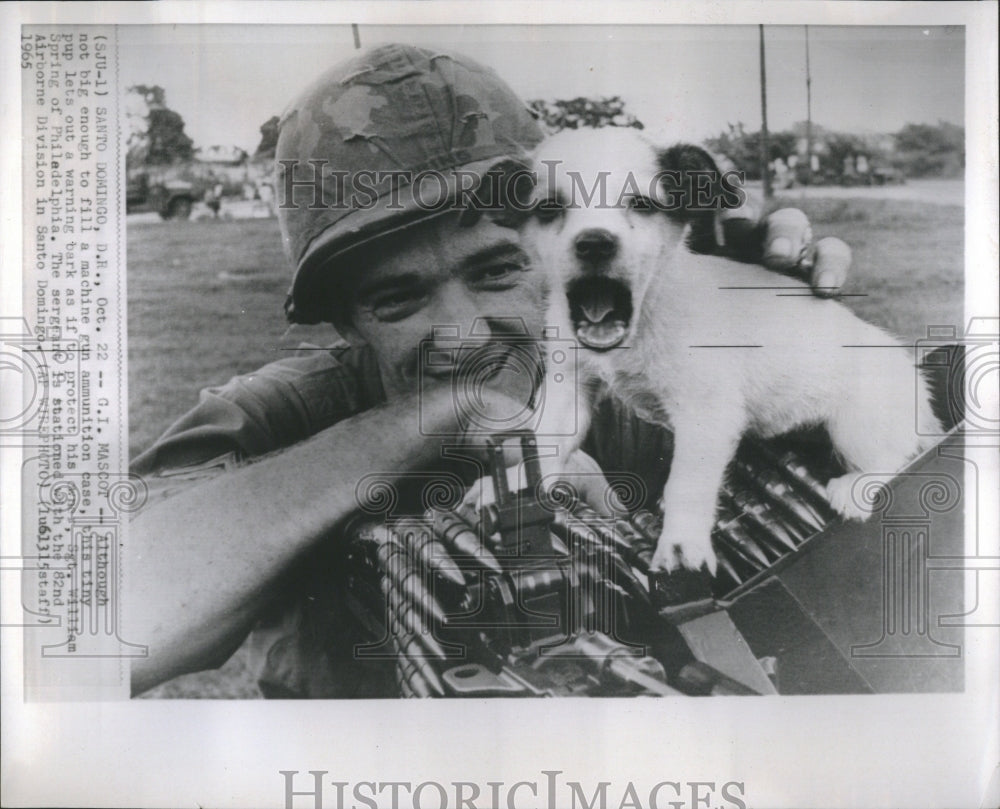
[[524, 128, 940, 574]]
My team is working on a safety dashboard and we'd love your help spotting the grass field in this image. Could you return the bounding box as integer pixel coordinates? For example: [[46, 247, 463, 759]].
[[127, 193, 964, 698]]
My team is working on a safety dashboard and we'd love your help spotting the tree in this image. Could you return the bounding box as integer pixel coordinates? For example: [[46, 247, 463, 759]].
[[254, 115, 281, 159], [704, 123, 796, 180], [145, 108, 195, 165], [824, 133, 867, 175], [125, 84, 194, 167], [893, 121, 964, 178], [129, 84, 167, 108], [527, 96, 643, 133]]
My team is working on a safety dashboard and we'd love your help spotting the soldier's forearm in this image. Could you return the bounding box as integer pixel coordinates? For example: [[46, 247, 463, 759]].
[[125, 387, 461, 695]]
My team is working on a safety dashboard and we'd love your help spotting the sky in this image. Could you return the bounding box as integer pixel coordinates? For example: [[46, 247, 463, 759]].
[[118, 25, 965, 154]]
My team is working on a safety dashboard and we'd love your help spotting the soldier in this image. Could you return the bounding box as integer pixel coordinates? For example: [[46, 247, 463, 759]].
[[127, 43, 849, 697], [203, 181, 224, 218]]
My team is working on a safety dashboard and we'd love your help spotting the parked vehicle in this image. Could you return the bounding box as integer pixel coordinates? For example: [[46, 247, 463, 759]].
[[870, 165, 906, 185], [126, 164, 212, 219], [126, 152, 257, 219]]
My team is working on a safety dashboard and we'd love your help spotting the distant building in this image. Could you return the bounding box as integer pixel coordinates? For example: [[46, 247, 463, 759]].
[[196, 144, 249, 165]]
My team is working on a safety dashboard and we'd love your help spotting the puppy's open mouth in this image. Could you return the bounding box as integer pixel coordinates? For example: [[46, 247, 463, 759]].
[[566, 277, 633, 351]]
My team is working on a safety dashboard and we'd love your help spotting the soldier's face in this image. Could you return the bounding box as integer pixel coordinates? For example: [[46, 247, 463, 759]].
[[343, 212, 548, 398]]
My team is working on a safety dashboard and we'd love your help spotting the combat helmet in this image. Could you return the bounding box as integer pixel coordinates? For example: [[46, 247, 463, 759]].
[[278, 43, 544, 324]]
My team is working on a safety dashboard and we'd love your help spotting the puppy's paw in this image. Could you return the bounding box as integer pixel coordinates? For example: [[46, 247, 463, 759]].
[[649, 536, 718, 577], [825, 472, 872, 521]]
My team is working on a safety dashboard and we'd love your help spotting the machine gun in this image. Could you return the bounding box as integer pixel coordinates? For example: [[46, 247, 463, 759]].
[[338, 430, 844, 697], [334, 342, 968, 697]]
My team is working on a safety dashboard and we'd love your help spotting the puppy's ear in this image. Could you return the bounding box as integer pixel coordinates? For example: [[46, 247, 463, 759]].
[[656, 143, 723, 254], [658, 143, 720, 177]]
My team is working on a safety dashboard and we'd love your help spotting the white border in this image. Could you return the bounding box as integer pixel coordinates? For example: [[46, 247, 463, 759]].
[[2, 3, 997, 808]]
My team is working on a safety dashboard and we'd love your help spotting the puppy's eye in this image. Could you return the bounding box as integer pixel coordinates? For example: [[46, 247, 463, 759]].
[[534, 197, 565, 223], [626, 195, 658, 214]]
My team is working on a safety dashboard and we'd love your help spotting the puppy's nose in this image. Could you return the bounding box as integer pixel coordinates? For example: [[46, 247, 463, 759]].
[[574, 229, 619, 262]]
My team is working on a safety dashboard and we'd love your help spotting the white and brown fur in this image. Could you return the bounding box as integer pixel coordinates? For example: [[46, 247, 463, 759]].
[[524, 128, 940, 573]]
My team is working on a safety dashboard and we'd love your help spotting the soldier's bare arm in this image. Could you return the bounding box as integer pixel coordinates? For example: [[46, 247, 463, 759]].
[[125, 383, 516, 695]]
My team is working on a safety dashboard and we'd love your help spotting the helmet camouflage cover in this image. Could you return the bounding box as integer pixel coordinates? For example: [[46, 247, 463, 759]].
[[278, 43, 544, 324]]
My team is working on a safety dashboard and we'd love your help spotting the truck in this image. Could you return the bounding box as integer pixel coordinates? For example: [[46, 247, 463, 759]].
[[126, 153, 255, 220], [126, 163, 211, 220]]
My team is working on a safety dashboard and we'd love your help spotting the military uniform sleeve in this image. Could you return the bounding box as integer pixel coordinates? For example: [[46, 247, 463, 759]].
[[128, 345, 389, 697], [130, 345, 386, 506]]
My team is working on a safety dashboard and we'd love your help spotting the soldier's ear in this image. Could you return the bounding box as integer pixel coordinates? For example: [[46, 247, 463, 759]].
[[335, 319, 367, 346], [318, 270, 368, 345]]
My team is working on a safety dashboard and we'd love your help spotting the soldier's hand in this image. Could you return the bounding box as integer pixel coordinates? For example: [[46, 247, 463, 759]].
[[460, 447, 624, 520], [451, 339, 542, 441], [759, 208, 853, 298], [719, 205, 853, 298]]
